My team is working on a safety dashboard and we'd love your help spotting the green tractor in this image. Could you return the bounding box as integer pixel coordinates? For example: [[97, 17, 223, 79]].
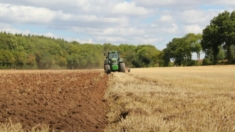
[[104, 51, 126, 74]]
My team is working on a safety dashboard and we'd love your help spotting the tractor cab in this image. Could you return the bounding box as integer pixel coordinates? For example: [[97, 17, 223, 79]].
[[106, 51, 119, 59]]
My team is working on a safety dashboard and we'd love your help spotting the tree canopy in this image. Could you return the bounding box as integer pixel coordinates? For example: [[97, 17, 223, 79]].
[[202, 10, 235, 64], [0, 32, 161, 69], [161, 33, 202, 66]]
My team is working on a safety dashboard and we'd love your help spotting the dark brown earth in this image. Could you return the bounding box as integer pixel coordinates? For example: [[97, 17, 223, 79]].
[[0, 70, 108, 132]]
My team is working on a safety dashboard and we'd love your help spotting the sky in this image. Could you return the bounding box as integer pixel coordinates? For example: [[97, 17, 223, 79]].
[[0, 0, 234, 51]]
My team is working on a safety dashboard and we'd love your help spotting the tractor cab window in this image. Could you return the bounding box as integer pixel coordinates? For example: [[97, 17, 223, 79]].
[[108, 52, 119, 59]]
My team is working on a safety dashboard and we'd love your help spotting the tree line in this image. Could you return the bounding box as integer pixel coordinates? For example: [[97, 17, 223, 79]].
[[0, 32, 161, 69], [161, 10, 235, 66]]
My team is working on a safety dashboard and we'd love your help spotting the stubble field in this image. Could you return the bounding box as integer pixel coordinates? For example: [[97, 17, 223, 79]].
[[0, 66, 234, 132], [105, 66, 235, 132]]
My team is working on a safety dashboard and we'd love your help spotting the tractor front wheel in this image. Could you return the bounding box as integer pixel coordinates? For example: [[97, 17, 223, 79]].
[[120, 63, 125, 72], [104, 64, 111, 74]]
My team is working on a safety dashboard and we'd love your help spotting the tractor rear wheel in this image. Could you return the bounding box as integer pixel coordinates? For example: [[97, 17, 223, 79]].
[[120, 62, 125, 72], [104, 64, 111, 74]]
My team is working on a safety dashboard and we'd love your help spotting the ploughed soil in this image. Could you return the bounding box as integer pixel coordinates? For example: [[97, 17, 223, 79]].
[[0, 70, 108, 132]]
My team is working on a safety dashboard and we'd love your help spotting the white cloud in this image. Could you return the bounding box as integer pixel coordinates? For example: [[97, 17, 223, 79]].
[[132, 0, 235, 9], [185, 25, 203, 34], [213, 0, 235, 7], [94, 35, 162, 45], [135, 37, 162, 44], [71, 26, 145, 38], [23, 0, 90, 8], [0, 24, 31, 35], [56, 11, 73, 21], [112, 1, 148, 16], [165, 23, 179, 33], [102, 27, 145, 36], [43, 33, 57, 38], [0, 26, 58, 38], [160, 15, 173, 23], [96, 36, 126, 44], [71, 38, 94, 44], [0, 4, 55, 24], [181, 10, 220, 24], [0, 23, 11, 29], [133, 0, 176, 7]]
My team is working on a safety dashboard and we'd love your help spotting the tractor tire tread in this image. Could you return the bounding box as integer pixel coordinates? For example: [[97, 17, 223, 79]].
[[120, 63, 125, 72]]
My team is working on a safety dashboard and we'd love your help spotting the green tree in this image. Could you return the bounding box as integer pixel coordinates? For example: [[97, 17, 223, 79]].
[[66, 53, 80, 69], [202, 10, 235, 64], [162, 33, 202, 66], [184, 33, 202, 61], [118, 44, 137, 67], [135, 45, 160, 67], [35, 51, 54, 69], [103, 43, 118, 53], [159, 49, 171, 66], [26, 53, 36, 68], [202, 24, 220, 64], [164, 38, 190, 66], [0, 33, 18, 50], [0, 49, 15, 68], [13, 51, 27, 69]]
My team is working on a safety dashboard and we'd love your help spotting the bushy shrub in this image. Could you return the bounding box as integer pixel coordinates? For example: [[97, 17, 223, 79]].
[[202, 58, 211, 65]]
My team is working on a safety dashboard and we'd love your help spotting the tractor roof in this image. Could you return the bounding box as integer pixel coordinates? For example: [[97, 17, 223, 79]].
[[108, 51, 119, 53]]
